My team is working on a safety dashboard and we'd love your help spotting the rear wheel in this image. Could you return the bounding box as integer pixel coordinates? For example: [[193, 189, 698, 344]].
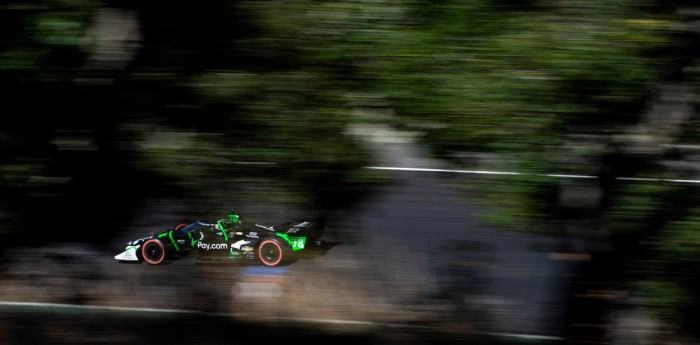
[[142, 239, 166, 265], [257, 238, 290, 267]]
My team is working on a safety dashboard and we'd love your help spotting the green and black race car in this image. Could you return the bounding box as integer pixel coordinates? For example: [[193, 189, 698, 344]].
[[114, 210, 328, 267]]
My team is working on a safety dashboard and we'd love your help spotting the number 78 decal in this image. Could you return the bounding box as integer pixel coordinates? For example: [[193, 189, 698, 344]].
[[291, 237, 306, 250]]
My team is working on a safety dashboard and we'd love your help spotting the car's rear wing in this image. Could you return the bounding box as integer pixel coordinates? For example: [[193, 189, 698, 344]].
[[277, 216, 327, 243]]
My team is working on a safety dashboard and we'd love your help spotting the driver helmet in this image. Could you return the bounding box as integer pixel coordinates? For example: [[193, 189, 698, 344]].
[[227, 209, 239, 223]]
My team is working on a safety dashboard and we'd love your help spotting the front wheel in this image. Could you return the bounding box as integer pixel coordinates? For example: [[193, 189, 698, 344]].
[[257, 238, 290, 267], [142, 239, 167, 265]]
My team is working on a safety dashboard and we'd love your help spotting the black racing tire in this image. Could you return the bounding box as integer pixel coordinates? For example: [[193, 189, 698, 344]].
[[175, 224, 188, 231], [257, 238, 290, 267], [142, 239, 167, 265]]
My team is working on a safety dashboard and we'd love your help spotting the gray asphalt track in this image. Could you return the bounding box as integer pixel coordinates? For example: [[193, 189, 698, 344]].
[[326, 128, 578, 337], [332, 152, 575, 336]]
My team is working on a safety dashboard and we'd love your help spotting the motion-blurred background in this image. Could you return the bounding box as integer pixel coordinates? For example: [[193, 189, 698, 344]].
[[1, 0, 700, 344]]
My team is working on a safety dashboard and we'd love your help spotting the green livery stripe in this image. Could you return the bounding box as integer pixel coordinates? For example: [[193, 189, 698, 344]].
[[216, 220, 229, 241], [276, 233, 306, 251], [168, 231, 180, 251]]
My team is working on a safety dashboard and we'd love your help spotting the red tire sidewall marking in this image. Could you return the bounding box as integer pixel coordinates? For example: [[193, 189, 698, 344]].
[[142, 239, 165, 265], [259, 239, 283, 266], [175, 224, 187, 231]]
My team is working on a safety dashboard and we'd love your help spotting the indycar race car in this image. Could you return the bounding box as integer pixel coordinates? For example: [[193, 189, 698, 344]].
[[114, 210, 328, 267]]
